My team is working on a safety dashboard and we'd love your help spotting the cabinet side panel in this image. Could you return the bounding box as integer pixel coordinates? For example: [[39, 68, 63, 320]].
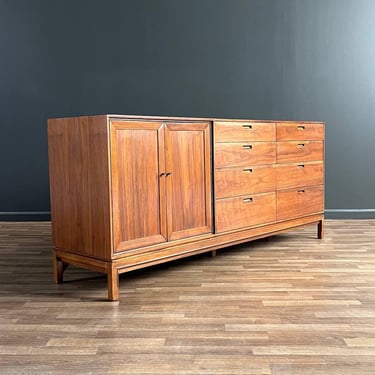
[[47, 116, 111, 260]]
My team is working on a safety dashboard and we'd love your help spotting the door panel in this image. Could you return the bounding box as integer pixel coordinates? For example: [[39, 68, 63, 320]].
[[165, 123, 212, 241], [110, 121, 167, 252]]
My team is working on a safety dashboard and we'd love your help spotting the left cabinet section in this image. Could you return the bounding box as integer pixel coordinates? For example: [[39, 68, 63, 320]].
[[48, 115, 213, 300]]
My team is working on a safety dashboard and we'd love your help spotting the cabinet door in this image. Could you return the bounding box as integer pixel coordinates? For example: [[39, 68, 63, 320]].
[[111, 121, 167, 252], [165, 123, 212, 241]]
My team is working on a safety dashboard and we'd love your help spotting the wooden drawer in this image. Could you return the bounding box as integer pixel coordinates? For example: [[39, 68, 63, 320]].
[[215, 121, 275, 142], [277, 122, 324, 141], [215, 165, 276, 199], [277, 186, 324, 221], [277, 141, 323, 163], [215, 192, 276, 233], [276, 162, 324, 190], [215, 142, 276, 168]]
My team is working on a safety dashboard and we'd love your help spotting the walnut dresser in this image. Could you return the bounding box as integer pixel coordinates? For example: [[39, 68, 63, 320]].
[[47, 115, 324, 301]]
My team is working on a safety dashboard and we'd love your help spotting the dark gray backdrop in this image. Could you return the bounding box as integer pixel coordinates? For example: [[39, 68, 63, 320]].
[[1, 0, 374, 220]]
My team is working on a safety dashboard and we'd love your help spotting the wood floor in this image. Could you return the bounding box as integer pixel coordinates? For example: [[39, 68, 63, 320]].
[[0, 220, 374, 374]]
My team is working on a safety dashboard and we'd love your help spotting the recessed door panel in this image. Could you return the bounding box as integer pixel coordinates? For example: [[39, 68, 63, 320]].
[[165, 123, 212, 241], [111, 121, 167, 252]]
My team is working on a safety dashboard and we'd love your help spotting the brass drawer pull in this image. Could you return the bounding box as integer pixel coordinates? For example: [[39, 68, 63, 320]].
[[297, 143, 305, 148], [297, 164, 305, 168], [242, 124, 253, 129], [243, 197, 253, 203], [243, 168, 253, 173], [297, 189, 305, 193], [242, 145, 253, 149], [297, 125, 305, 130], [165, 172, 172, 177]]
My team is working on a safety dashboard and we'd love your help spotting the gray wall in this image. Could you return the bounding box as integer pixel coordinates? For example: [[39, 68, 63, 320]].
[[0, 0, 374, 220]]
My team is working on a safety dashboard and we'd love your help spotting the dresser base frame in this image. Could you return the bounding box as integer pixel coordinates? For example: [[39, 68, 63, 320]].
[[53, 214, 324, 301]]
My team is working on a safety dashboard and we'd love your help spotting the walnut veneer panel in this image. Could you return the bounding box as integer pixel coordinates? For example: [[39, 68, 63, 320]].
[[277, 122, 324, 141], [276, 162, 324, 190], [215, 121, 275, 142], [215, 165, 276, 199], [47, 116, 112, 260], [164, 122, 212, 241], [277, 141, 324, 163], [215, 192, 276, 233], [277, 185, 324, 221], [110, 121, 167, 252], [215, 142, 276, 168]]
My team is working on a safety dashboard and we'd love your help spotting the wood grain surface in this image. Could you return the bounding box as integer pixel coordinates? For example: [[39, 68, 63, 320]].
[[215, 165, 276, 199], [215, 142, 276, 168], [215, 192, 276, 233], [276, 141, 324, 164], [1, 220, 374, 374], [214, 121, 275, 142], [276, 123, 324, 141], [277, 186, 324, 221], [164, 122, 212, 241], [276, 162, 324, 190], [48, 116, 112, 260], [110, 120, 167, 252]]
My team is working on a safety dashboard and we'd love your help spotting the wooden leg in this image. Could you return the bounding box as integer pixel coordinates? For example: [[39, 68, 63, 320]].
[[107, 265, 119, 301], [211, 250, 217, 257], [52, 250, 69, 283], [318, 218, 324, 239]]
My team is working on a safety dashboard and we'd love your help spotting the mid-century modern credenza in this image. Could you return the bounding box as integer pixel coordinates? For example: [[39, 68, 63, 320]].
[[47, 115, 324, 301]]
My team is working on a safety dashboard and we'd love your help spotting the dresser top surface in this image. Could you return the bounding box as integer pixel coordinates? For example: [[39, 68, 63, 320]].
[[48, 114, 324, 125]]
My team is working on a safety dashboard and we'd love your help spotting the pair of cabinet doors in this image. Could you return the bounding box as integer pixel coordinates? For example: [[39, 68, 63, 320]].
[[111, 121, 212, 252]]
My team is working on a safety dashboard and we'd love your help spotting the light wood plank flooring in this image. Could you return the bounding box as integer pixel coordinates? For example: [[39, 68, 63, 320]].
[[0, 220, 374, 374]]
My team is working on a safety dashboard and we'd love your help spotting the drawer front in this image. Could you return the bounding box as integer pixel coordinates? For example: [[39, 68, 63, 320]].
[[215, 142, 276, 168], [277, 141, 323, 163], [215, 121, 275, 142], [277, 123, 324, 141], [215, 192, 276, 233], [277, 186, 324, 221], [215, 165, 276, 199], [276, 162, 324, 190]]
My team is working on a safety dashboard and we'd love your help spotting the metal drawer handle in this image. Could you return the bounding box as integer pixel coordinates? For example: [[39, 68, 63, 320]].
[[243, 168, 253, 173], [242, 124, 253, 129], [297, 125, 305, 130], [243, 197, 253, 203], [297, 190, 305, 193], [165, 172, 172, 177], [242, 145, 253, 149], [297, 164, 305, 168], [297, 143, 305, 148]]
